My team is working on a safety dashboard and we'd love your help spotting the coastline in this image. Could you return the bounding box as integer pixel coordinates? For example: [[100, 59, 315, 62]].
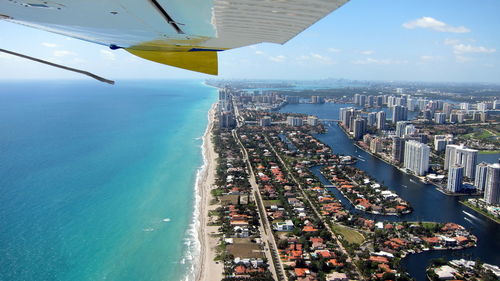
[[193, 103, 223, 281]]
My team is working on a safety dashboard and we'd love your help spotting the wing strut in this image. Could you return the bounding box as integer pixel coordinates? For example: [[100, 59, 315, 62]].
[[0, 48, 115, 85]]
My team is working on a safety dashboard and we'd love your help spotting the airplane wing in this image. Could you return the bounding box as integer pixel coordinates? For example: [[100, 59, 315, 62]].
[[1, 0, 348, 75]]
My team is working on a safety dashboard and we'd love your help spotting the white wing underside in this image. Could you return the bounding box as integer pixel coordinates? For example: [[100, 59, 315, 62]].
[[1, 0, 348, 50]]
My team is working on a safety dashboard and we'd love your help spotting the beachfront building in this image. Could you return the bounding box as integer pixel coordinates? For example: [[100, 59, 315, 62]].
[[219, 111, 236, 129], [447, 165, 464, 193], [404, 140, 430, 176], [484, 164, 500, 205]]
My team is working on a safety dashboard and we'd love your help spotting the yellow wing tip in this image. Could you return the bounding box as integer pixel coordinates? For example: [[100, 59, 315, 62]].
[[126, 49, 218, 75]]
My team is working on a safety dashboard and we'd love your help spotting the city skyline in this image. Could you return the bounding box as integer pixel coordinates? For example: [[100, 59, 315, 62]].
[[1, 0, 499, 82]]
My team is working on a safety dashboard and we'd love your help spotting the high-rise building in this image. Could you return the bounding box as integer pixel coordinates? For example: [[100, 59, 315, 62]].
[[367, 95, 375, 107], [434, 135, 453, 152], [311, 96, 324, 104], [460, 102, 470, 111], [475, 163, 489, 192], [494, 100, 500, 110], [219, 112, 236, 129], [480, 112, 488, 122], [358, 95, 366, 107], [392, 105, 408, 123], [392, 136, 405, 163], [404, 124, 416, 137], [477, 102, 487, 112], [447, 165, 464, 193], [444, 144, 478, 179], [449, 113, 458, 123], [353, 118, 366, 140], [434, 113, 446, 124], [340, 107, 355, 130], [395, 121, 408, 137], [285, 96, 300, 104], [354, 94, 360, 105], [444, 144, 463, 171], [307, 116, 319, 126], [370, 137, 382, 153], [367, 112, 377, 127], [423, 110, 432, 121], [286, 116, 303, 126], [376, 111, 386, 130], [456, 148, 478, 179], [484, 163, 500, 205], [404, 140, 430, 176], [260, 116, 272, 127], [443, 103, 453, 117], [457, 112, 465, 123], [375, 96, 384, 107]]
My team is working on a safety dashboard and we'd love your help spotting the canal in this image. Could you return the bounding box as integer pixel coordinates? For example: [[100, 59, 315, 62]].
[[280, 103, 500, 281]]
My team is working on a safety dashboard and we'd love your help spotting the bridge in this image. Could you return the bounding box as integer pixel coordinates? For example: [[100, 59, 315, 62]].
[[319, 119, 340, 122]]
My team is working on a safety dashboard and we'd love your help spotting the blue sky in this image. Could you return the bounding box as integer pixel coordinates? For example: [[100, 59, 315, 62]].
[[1, 0, 499, 83]]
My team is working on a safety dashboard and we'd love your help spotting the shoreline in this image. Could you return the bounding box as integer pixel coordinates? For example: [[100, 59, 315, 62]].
[[193, 103, 223, 281]]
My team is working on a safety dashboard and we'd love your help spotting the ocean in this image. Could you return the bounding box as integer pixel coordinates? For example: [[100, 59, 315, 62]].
[[0, 80, 217, 281]]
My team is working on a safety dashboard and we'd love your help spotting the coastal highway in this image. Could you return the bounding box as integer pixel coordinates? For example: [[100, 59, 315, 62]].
[[232, 128, 288, 281], [264, 135, 365, 280]]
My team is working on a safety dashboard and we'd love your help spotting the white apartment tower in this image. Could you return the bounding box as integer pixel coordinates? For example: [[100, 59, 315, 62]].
[[404, 140, 430, 176]]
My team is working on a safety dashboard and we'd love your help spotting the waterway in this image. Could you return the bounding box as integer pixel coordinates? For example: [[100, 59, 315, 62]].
[[280, 103, 500, 281]]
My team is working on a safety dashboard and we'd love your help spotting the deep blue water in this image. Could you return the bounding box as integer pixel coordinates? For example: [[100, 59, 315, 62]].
[[280, 103, 500, 281], [0, 80, 216, 281]]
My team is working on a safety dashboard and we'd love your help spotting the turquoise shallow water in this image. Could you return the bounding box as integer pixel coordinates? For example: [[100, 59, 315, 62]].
[[0, 80, 216, 281]]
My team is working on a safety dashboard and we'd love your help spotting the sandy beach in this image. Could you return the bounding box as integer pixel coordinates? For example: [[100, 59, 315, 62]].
[[195, 103, 223, 281]]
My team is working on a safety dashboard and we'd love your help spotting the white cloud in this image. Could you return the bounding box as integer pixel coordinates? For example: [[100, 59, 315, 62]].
[[444, 38, 460, 46], [42, 42, 57, 48], [327, 48, 341, 53], [402, 17, 470, 33], [100, 49, 116, 60], [53, 50, 76, 57], [420, 55, 436, 62], [455, 55, 473, 63], [297, 53, 335, 65], [310, 53, 335, 64], [352, 58, 408, 65], [255, 50, 264, 55], [360, 50, 374, 55], [452, 44, 496, 54], [269, 55, 286, 62]]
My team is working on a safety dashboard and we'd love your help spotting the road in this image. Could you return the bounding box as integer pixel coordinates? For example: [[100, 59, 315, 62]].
[[232, 128, 288, 281], [264, 135, 364, 280]]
